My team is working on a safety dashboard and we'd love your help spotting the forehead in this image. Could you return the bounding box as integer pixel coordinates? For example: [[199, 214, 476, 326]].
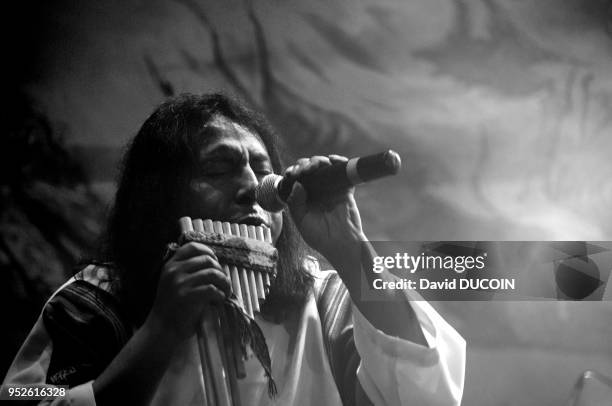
[[199, 116, 269, 157]]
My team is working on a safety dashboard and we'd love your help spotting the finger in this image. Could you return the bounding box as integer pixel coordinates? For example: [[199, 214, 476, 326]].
[[183, 268, 232, 297], [172, 242, 217, 261], [177, 254, 222, 274], [283, 164, 297, 176], [328, 154, 348, 163], [292, 156, 331, 178], [283, 165, 296, 184], [295, 157, 310, 167], [305, 155, 331, 171], [285, 158, 311, 182], [188, 285, 227, 304]]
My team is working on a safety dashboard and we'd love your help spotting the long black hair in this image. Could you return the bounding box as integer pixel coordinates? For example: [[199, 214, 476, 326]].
[[101, 93, 313, 325]]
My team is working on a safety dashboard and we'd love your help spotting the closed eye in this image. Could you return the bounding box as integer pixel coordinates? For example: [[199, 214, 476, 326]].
[[254, 168, 273, 176], [252, 164, 273, 177], [199, 159, 236, 177]]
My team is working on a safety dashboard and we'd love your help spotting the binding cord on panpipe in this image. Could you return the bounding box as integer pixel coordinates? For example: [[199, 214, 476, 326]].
[[169, 217, 278, 406]]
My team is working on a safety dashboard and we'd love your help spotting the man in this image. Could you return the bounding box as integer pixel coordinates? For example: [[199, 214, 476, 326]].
[[3, 93, 465, 405]]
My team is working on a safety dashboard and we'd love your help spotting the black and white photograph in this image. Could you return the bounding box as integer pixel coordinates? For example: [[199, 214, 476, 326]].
[[2, 1, 612, 405]]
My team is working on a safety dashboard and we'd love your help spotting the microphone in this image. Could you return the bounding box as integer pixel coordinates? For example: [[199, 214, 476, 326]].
[[256, 150, 402, 212]]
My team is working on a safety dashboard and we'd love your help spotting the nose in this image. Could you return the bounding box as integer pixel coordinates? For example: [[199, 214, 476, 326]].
[[235, 164, 259, 205]]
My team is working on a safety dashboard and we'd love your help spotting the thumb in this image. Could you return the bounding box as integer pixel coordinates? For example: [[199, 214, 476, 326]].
[[286, 181, 308, 225]]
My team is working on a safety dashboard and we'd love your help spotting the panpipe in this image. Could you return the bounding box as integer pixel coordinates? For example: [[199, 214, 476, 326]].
[[177, 217, 277, 406]]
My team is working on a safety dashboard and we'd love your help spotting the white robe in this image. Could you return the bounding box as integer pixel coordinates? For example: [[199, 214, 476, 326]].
[[3, 266, 465, 405]]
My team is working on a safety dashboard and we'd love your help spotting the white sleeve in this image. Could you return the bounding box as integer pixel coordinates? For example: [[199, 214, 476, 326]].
[[352, 290, 466, 406]]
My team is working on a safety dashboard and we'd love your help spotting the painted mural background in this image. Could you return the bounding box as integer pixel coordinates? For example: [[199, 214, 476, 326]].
[[3, 1, 612, 404]]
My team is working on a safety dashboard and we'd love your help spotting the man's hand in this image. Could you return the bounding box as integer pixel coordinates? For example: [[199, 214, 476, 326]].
[[284, 155, 366, 264], [145, 242, 231, 343], [284, 155, 427, 343]]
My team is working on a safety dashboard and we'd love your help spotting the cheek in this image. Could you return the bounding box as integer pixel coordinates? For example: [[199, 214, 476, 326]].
[[187, 182, 230, 218]]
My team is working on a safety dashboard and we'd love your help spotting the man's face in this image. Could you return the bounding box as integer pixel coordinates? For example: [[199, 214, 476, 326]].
[[186, 115, 283, 243]]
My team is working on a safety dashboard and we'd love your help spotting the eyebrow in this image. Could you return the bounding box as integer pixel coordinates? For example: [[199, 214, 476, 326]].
[[200, 143, 240, 159], [199, 142, 271, 164]]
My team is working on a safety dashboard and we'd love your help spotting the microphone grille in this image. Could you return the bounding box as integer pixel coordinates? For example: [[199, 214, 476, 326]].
[[256, 174, 285, 212]]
